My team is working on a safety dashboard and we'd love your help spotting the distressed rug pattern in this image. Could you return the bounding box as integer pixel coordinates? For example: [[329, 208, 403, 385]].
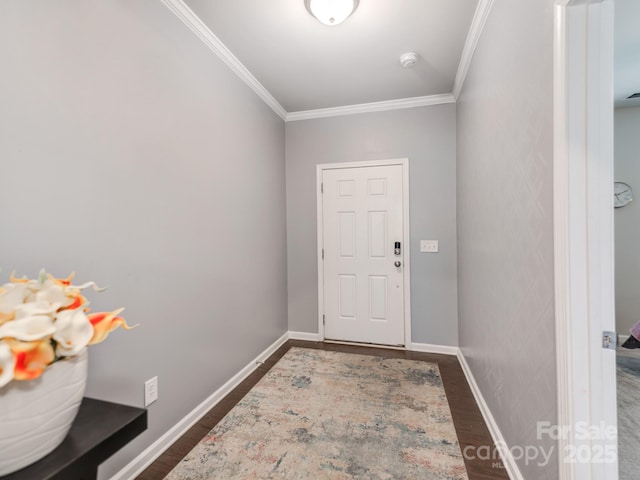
[[617, 348, 640, 480], [166, 347, 468, 479]]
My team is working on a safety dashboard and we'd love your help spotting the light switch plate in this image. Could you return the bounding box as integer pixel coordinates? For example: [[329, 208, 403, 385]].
[[420, 240, 439, 253]]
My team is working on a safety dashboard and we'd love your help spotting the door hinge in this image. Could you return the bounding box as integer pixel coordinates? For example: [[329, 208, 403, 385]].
[[322, 249, 324, 259], [602, 331, 617, 350], [321, 182, 323, 194], [323, 314, 325, 325]]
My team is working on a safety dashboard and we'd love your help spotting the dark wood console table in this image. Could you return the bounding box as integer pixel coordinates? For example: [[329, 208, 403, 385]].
[[1, 397, 147, 480]]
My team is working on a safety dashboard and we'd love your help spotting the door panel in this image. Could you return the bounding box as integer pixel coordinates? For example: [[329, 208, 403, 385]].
[[338, 212, 355, 257], [338, 275, 356, 318], [369, 275, 388, 321], [368, 212, 387, 258], [322, 164, 404, 346]]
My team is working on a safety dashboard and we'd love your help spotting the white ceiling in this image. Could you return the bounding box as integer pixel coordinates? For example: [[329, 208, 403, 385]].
[[615, 0, 640, 107], [175, 1, 637, 113], [183, 0, 479, 113]]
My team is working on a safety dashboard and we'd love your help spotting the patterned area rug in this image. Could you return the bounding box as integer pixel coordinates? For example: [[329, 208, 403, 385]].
[[166, 347, 468, 479], [617, 347, 640, 480]]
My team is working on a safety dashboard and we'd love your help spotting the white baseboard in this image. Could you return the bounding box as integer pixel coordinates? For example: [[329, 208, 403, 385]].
[[110, 332, 290, 480], [288, 331, 323, 342], [408, 342, 459, 356], [457, 350, 523, 480]]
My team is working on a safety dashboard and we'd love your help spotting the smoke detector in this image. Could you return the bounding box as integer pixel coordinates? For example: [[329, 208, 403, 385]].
[[400, 52, 418, 69]]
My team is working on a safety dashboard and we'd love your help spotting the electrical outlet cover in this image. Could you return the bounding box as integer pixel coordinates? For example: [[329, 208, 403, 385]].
[[144, 376, 158, 407]]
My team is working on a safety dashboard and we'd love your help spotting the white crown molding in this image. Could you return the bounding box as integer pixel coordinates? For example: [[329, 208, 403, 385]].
[[452, 0, 496, 99], [161, 0, 288, 121], [161, 0, 484, 121], [286, 94, 456, 122]]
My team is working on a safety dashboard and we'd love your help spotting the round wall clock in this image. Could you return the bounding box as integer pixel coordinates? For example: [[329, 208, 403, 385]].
[[614, 182, 633, 208]]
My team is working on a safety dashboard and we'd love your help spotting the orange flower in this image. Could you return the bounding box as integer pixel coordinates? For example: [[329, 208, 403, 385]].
[[0, 270, 135, 387], [61, 292, 87, 311], [0, 341, 15, 388], [6, 339, 55, 381], [45, 273, 86, 310], [87, 309, 135, 345], [8, 272, 29, 284], [47, 272, 75, 286]]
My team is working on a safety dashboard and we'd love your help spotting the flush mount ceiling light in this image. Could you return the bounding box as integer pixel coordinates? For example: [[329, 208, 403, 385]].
[[305, 0, 360, 26]]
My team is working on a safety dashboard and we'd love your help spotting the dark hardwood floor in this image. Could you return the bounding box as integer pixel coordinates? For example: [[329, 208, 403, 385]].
[[137, 340, 508, 479]]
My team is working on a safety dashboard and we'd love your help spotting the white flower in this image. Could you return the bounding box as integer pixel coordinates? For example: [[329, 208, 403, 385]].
[[13, 301, 58, 319], [0, 270, 130, 386], [53, 309, 93, 357], [29, 283, 74, 311], [67, 281, 106, 292], [0, 315, 56, 341], [0, 341, 16, 388], [0, 283, 29, 316]]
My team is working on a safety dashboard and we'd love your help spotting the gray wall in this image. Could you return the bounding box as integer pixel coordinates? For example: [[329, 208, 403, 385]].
[[456, 0, 558, 477], [285, 105, 458, 346], [615, 106, 640, 335], [0, 1, 287, 478]]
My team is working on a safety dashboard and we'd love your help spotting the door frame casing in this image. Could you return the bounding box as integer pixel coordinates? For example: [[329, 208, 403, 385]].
[[316, 158, 412, 347], [554, 1, 617, 478]]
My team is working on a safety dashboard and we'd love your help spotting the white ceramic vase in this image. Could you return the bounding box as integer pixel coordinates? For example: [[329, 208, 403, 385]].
[[0, 348, 88, 476]]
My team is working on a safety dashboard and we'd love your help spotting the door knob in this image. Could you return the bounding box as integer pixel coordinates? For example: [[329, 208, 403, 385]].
[[394, 261, 401, 267]]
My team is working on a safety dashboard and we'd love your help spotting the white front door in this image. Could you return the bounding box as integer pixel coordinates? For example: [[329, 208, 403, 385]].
[[321, 164, 405, 346]]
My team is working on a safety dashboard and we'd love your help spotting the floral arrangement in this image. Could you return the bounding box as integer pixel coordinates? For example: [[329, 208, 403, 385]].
[[0, 270, 134, 389]]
